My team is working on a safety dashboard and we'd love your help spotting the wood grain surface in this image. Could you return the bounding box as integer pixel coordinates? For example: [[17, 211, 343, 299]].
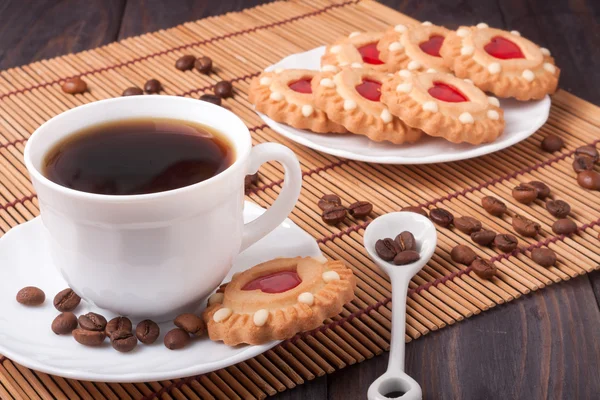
[[0, 1, 598, 399]]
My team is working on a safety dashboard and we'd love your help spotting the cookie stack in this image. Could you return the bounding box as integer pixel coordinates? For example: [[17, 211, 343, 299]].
[[249, 21, 559, 145]]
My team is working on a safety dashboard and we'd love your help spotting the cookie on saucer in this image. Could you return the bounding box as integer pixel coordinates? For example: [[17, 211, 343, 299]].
[[440, 23, 559, 100], [321, 32, 399, 73], [203, 257, 356, 346]]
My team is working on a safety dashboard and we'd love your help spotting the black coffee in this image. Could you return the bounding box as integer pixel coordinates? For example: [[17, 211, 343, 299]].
[[43, 118, 234, 195]]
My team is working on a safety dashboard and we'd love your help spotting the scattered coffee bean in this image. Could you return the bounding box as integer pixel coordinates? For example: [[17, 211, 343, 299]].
[[111, 330, 138, 352], [51, 312, 78, 335], [175, 55, 196, 71], [575, 145, 599, 163], [471, 229, 496, 246], [546, 199, 571, 218], [577, 170, 600, 190], [552, 218, 577, 235], [144, 79, 162, 94], [393, 250, 420, 265], [53, 288, 81, 312], [401, 206, 428, 218], [244, 173, 259, 190], [78, 312, 107, 331], [347, 201, 372, 219], [512, 184, 538, 204], [73, 328, 106, 346], [214, 81, 233, 98], [540, 135, 564, 153], [61, 77, 87, 94], [481, 196, 507, 217], [122, 86, 144, 96], [318, 194, 342, 211], [527, 181, 550, 199], [16, 286, 45, 306], [451, 245, 478, 265], [471, 259, 497, 279], [454, 216, 482, 235], [573, 156, 595, 173], [195, 56, 213, 74], [512, 215, 541, 237], [106, 317, 132, 336], [430, 208, 454, 227], [322, 205, 347, 225], [174, 313, 206, 336], [375, 238, 399, 261], [136, 319, 160, 345], [394, 231, 416, 252], [531, 248, 557, 267], [164, 328, 190, 350], [494, 234, 518, 253], [199, 93, 222, 106]]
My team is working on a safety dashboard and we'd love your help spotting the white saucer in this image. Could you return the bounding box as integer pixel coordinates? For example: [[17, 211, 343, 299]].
[[259, 47, 551, 164], [0, 201, 322, 382]]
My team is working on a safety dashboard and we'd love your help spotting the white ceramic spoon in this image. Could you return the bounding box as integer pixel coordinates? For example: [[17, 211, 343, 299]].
[[364, 212, 437, 400]]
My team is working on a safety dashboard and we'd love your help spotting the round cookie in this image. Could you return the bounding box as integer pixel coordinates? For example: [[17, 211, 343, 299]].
[[312, 68, 422, 144], [249, 69, 346, 133], [321, 32, 399, 73], [440, 23, 559, 100], [381, 70, 505, 144]]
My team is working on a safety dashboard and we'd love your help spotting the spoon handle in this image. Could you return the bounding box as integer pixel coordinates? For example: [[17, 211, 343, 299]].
[[388, 272, 410, 372]]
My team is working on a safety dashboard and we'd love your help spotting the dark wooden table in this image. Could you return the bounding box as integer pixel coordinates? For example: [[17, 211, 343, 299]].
[[2, 1, 599, 399]]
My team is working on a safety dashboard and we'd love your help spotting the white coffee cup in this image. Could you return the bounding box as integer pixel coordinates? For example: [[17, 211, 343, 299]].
[[24, 96, 302, 319]]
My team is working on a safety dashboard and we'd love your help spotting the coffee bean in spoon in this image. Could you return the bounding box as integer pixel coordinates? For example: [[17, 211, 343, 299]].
[[512, 184, 538, 204], [481, 196, 507, 217], [451, 245, 478, 265], [144, 79, 162, 94], [73, 328, 106, 346], [393, 250, 420, 265], [429, 208, 454, 227], [394, 231, 416, 252], [471, 229, 496, 246], [322, 206, 346, 225], [375, 238, 398, 261], [53, 288, 81, 312], [471, 259, 497, 279], [195, 56, 213, 74], [527, 181, 550, 199], [199, 93, 222, 106], [454, 216, 482, 234], [61, 77, 87, 94], [347, 201, 373, 219], [531, 248, 557, 267], [16, 286, 45, 306], [546, 199, 571, 218], [52, 312, 78, 335], [214, 81, 233, 98], [111, 330, 138, 352], [78, 312, 107, 331], [574, 145, 599, 163], [318, 194, 342, 211], [512, 215, 541, 237], [106, 317, 133, 336], [122, 86, 144, 96], [540, 135, 564, 153], [136, 319, 160, 345], [577, 170, 600, 190], [494, 233, 518, 253], [401, 206, 428, 218], [174, 313, 206, 336], [175, 55, 196, 71], [552, 218, 577, 235], [572, 156, 595, 173], [164, 328, 191, 350]]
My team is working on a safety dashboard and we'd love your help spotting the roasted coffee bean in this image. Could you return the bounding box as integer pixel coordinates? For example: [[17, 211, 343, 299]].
[[401, 206, 428, 218], [540, 135, 564, 153], [575, 145, 599, 163], [572, 156, 595, 173], [195, 56, 213, 74], [393, 250, 420, 265], [106, 317, 132, 336], [470, 229, 496, 246], [546, 199, 571, 218], [494, 234, 518, 253], [347, 201, 373, 218], [144, 79, 162, 94], [244, 173, 259, 190], [111, 330, 138, 352], [214, 81, 233, 98], [552, 218, 577, 235], [16, 286, 45, 306], [471, 259, 497, 279], [512, 215, 541, 237], [481, 196, 507, 217], [318, 194, 342, 211], [450, 245, 478, 265], [61, 77, 87, 94], [52, 312, 78, 335], [78, 312, 107, 331], [394, 231, 416, 252], [527, 181, 550, 199], [375, 238, 398, 261], [53, 288, 81, 312], [512, 184, 538, 204], [577, 170, 600, 190], [73, 328, 106, 346], [322, 205, 346, 225], [164, 328, 190, 350], [136, 319, 160, 345], [175, 55, 196, 71], [430, 208, 454, 227], [199, 93, 222, 106], [122, 86, 143, 96], [531, 248, 557, 267], [454, 216, 482, 234], [174, 313, 206, 336]]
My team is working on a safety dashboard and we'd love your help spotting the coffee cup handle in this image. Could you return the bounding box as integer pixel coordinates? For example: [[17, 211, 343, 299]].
[[241, 143, 302, 251]]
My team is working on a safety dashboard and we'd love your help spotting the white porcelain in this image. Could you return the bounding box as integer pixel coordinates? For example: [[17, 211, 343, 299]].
[[259, 46, 551, 164], [363, 212, 438, 400], [23, 96, 302, 319], [0, 202, 322, 382]]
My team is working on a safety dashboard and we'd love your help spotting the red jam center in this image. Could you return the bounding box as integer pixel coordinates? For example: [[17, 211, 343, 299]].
[[357, 43, 384, 65], [428, 81, 468, 103], [419, 35, 445, 57], [288, 78, 313, 94], [355, 79, 381, 102], [242, 271, 302, 294], [484, 36, 525, 60]]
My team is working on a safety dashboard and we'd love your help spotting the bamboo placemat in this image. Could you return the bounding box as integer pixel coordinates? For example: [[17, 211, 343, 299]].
[[0, 0, 599, 398]]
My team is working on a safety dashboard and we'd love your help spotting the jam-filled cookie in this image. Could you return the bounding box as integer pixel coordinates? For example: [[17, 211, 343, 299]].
[[249, 69, 346, 133], [203, 257, 356, 346], [312, 68, 422, 144], [378, 21, 452, 73], [321, 32, 398, 73], [381, 70, 505, 144], [440, 23, 559, 100]]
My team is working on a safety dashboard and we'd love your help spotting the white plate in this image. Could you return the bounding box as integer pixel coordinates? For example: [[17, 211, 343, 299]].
[[259, 47, 551, 164], [0, 202, 321, 382]]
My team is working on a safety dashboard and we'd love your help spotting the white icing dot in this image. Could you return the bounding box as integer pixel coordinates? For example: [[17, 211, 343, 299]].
[[351, 62, 363, 68], [381, 109, 393, 123], [388, 41, 403, 51], [456, 28, 470, 38], [510, 30, 521, 36], [253, 309, 269, 327], [330, 45, 342, 54], [259, 77, 271, 86], [464, 78, 473, 84], [213, 307, 232, 323], [322, 65, 338, 72], [540, 47, 551, 56], [208, 293, 224, 305], [320, 78, 335, 88], [488, 62, 501, 74], [396, 82, 412, 93], [476, 22, 489, 29], [343, 99, 357, 110], [349, 31, 360, 38], [269, 92, 283, 101], [422, 101, 438, 113], [398, 69, 412, 78], [488, 96, 500, 107], [487, 110, 500, 120], [427, 68, 437, 73], [322, 271, 341, 283], [274, 68, 284, 74], [543, 63, 556, 74], [422, 21, 433, 26], [394, 24, 407, 33], [407, 60, 421, 70], [461, 45, 474, 56], [459, 112, 474, 124], [301, 105, 314, 117], [298, 292, 314, 306], [522, 69, 535, 82]]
